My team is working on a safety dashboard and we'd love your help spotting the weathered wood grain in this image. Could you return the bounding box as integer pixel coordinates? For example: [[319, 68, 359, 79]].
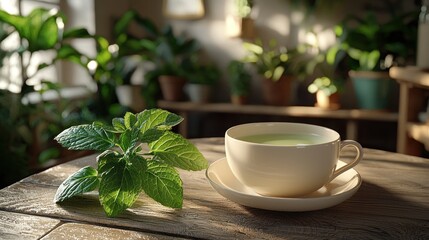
[[0, 210, 60, 240], [0, 138, 428, 239], [41, 223, 187, 240]]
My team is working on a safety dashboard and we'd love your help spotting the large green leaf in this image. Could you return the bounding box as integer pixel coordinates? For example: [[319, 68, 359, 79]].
[[55, 124, 116, 151], [112, 117, 126, 132], [137, 109, 183, 133], [141, 160, 182, 208], [149, 131, 208, 171], [113, 10, 137, 38], [35, 15, 58, 51], [124, 112, 137, 129], [98, 153, 145, 217], [54, 166, 99, 203]]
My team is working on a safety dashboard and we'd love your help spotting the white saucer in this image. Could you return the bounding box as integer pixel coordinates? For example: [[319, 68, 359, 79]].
[[206, 157, 361, 212]]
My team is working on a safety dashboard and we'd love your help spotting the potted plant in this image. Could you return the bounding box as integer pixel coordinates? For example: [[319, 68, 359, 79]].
[[184, 61, 220, 103], [307, 76, 341, 109], [334, 8, 417, 109], [143, 25, 200, 102], [304, 37, 346, 109], [242, 39, 298, 106], [227, 60, 252, 105]]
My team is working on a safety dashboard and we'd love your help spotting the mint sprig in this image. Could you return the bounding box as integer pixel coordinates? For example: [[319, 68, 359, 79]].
[[53, 109, 208, 217]]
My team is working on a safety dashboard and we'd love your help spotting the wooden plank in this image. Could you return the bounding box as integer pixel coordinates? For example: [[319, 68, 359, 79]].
[[158, 101, 398, 122], [390, 66, 429, 89], [0, 139, 428, 239], [41, 223, 187, 240], [0, 210, 60, 240]]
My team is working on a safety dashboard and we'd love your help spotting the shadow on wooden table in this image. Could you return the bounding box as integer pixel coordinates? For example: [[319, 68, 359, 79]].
[[239, 180, 429, 239]]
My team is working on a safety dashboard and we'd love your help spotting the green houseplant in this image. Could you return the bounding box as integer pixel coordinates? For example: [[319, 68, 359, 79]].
[[143, 25, 200, 102], [184, 60, 220, 103], [227, 60, 252, 105], [64, 10, 159, 114], [242, 39, 298, 105], [54, 108, 208, 217], [333, 7, 417, 109], [0, 8, 94, 186]]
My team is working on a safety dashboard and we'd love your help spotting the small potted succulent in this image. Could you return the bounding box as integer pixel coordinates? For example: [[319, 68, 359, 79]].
[[307, 76, 341, 109]]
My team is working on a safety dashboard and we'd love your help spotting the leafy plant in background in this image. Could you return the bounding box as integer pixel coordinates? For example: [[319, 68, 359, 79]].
[[307, 76, 340, 97], [54, 11, 158, 118], [228, 60, 252, 97], [31, 81, 96, 165], [54, 109, 208, 217], [185, 60, 220, 86], [142, 24, 200, 106], [330, 7, 417, 71], [63, 10, 162, 109], [0, 8, 95, 186], [242, 39, 297, 81]]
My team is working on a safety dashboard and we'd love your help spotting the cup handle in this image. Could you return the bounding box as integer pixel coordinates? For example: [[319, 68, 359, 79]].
[[329, 140, 363, 182]]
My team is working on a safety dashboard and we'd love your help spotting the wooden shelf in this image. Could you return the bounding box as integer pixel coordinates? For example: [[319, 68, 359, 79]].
[[158, 101, 398, 121], [390, 66, 429, 155], [158, 101, 398, 141], [390, 66, 429, 89]]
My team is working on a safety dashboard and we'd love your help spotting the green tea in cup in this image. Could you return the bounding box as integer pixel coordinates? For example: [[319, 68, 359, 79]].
[[238, 133, 323, 146], [225, 122, 363, 197]]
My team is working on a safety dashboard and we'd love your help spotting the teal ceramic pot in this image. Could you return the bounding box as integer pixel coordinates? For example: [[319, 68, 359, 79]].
[[349, 71, 395, 110]]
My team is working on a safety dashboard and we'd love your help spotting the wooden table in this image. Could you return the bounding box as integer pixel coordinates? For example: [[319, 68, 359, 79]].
[[0, 138, 428, 239]]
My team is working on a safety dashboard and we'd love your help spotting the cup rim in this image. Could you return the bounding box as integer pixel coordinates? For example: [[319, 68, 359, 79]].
[[225, 122, 340, 147]]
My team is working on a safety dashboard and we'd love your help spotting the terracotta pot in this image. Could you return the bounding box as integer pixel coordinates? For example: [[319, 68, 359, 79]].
[[262, 75, 292, 106], [231, 95, 248, 105], [315, 91, 340, 110], [158, 75, 187, 101]]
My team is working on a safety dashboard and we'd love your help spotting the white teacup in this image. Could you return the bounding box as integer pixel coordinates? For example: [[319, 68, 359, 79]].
[[225, 122, 363, 197]]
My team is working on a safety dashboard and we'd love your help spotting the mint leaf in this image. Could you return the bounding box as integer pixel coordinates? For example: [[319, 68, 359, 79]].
[[98, 152, 145, 217], [137, 109, 183, 133], [149, 131, 208, 171], [112, 118, 126, 132], [142, 160, 182, 208], [124, 112, 137, 129], [54, 166, 99, 203], [53, 108, 206, 217], [139, 128, 164, 143], [119, 129, 139, 152], [55, 124, 115, 151]]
